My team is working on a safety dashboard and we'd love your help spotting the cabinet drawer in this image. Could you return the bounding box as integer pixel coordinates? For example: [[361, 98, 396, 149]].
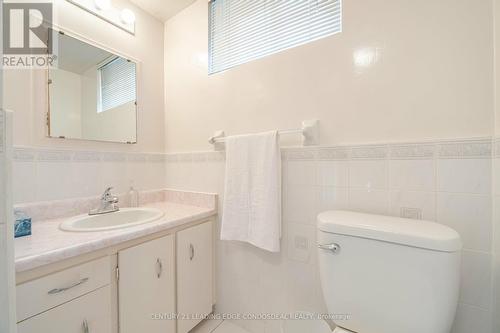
[[17, 285, 111, 333], [17, 256, 111, 322]]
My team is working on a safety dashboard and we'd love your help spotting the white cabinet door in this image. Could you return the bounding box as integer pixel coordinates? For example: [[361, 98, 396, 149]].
[[118, 235, 175, 333], [17, 286, 111, 333], [177, 221, 213, 333]]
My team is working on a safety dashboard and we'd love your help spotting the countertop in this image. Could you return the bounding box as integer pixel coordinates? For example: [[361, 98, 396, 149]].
[[15, 200, 217, 273]]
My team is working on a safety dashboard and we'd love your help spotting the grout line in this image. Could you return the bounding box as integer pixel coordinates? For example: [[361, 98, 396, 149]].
[[457, 302, 494, 313], [433, 157, 438, 232], [210, 319, 225, 333], [461, 248, 493, 255]]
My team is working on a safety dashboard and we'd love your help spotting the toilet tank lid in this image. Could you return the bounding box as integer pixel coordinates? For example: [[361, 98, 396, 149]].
[[317, 211, 462, 252]]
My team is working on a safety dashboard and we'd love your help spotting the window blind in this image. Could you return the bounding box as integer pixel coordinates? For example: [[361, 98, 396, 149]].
[[99, 57, 136, 112], [209, 0, 342, 74]]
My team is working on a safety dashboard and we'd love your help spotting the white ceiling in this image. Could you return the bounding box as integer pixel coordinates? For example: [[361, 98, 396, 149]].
[[58, 33, 113, 74], [129, 0, 197, 22]]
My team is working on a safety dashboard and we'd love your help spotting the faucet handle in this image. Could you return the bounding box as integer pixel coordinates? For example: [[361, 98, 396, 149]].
[[89, 187, 119, 215], [102, 187, 113, 199]]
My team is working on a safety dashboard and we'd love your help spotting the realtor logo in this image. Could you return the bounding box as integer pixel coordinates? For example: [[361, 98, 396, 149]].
[[3, 2, 52, 54], [2, 2, 57, 68]]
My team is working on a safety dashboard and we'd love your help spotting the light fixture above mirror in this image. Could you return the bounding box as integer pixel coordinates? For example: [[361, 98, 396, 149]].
[[66, 0, 136, 35], [120, 8, 136, 25], [94, 0, 111, 11]]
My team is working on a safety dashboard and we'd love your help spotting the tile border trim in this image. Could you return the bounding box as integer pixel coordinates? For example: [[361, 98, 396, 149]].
[[13, 137, 493, 163], [12, 147, 167, 163], [165, 138, 493, 162]]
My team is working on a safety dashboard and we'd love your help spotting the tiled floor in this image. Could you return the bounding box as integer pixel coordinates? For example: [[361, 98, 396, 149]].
[[191, 320, 251, 333], [190, 318, 334, 333]]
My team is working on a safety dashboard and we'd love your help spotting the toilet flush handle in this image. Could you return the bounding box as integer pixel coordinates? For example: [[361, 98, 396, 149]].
[[318, 243, 341, 253]]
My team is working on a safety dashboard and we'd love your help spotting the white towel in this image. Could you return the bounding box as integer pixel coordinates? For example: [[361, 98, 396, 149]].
[[220, 131, 282, 252]]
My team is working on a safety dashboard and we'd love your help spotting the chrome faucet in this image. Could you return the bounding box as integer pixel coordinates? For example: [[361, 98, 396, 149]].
[[89, 187, 119, 215]]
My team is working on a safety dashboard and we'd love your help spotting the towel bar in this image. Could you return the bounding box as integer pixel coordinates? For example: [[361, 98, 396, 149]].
[[208, 119, 319, 147]]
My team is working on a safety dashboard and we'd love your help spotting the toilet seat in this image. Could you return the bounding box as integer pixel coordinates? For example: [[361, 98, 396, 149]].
[[333, 327, 355, 333]]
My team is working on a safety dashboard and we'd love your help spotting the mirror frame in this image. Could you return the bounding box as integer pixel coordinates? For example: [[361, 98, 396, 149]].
[[46, 26, 140, 145]]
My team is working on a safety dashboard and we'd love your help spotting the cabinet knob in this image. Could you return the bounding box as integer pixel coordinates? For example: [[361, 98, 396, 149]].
[[82, 319, 89, 333], [189, 244, 195, 261], [156, 258, 163, 278]]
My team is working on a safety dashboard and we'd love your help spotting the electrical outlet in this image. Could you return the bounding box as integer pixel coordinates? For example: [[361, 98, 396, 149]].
[[400, 207, 423, 220]]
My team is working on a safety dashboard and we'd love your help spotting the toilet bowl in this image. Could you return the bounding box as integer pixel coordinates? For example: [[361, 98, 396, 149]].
[[317, 210, 462, 333]]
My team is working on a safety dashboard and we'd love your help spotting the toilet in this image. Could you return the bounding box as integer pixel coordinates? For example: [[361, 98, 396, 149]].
[[317, 211, 462, 333]]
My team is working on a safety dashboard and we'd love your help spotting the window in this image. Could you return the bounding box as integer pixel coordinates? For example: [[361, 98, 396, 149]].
[[209, 0, 342, 74], [98, 57, 136, 112]]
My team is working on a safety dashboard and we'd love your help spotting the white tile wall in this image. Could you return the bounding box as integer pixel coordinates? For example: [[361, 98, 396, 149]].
[[10, 138, 496, 333], [437, 193, 492, 252], [452, 304, 492, 333], [316, 186, 349, 212], [287, 161, 316, 186], [284, 184, 316, 224], [349, 160, 388, 189], [389, 190, 436, 221], [438, 159, 492, 194], [12, 147, 166, 204], [460, 250, 492, 309], [389, 159, 435, 191], [316, 161, 348, 187], [348, 188, 390, 215], [11, 159, 36, 203], [492, 152, 500, 333], [164, 138, 494, 333]]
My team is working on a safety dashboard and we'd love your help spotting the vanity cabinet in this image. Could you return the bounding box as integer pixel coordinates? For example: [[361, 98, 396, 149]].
[[17, 286, 112, 333], [118, 234, 175, 333], [16, 219, 214, 333], [16, 256, 111, 322], [177, 221, 214, 333], [16, 256, 112, 333]]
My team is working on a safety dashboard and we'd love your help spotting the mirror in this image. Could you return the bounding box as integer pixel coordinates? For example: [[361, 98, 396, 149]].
[[48, 32, 137, 143]]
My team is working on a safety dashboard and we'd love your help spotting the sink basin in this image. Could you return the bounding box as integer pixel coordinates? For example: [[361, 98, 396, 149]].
[[60, 208, 165, 232]]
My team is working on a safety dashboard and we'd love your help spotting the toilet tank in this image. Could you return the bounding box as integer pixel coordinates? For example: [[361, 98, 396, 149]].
[[317, 211, 462, 333]]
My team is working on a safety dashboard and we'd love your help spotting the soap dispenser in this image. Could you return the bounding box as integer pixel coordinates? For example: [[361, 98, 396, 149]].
[[128, 182, 139, 207]]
